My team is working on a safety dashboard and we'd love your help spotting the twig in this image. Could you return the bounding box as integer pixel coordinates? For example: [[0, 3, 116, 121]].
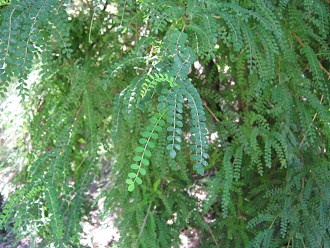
[[299, 95, 324, 149], [67, 101, 84, 145], [291, 31, 327, 149], [269, 216, 278, 229], [134, 203, 152, 247], [203, 101, 220, 122], [88, 8, 97, 43], [206, 223, 220, 248], [291, 31, 330, 78], [286, 237, 292, 248]]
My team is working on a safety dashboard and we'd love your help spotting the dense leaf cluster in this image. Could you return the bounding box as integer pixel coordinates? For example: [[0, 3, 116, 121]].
[[0, 0, 329, 247]]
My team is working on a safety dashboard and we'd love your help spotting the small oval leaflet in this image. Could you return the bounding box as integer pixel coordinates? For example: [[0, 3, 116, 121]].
[[158, 120, 165, 126], [135, 177, 142, 185], [139, 167, 146, 175], [133, 156, 142, 162], [142, 159, 149, 166], [167, 117, 174, 123], [174, 144, 181, 150], [161, 88, 169, 94], [130, 164, 139, 170], [142, 131, 150, 138], [175, 128, 182, 135], [135, 147, 144, 153], [148, 141, 155, 148], [158, 95, 167, 102], [176, 121, 183, 127], [157, 102, 166, 111], [155, 126, 162, 132], [128, 184, 135, 192], [128, 172, 136, 178], [203, 152, 209, 159], [196, 168, 204, 174], [167, 126, 174, 132], [126, 179, 134, 184], [146, 126, 154, 131], [170, 150, 176, 158], [139, 138, 148, 144], [150, 118, 158, 124], [144, 150, 152, 157], [167, 144, 173, 150], [151, 133, 158, 139]]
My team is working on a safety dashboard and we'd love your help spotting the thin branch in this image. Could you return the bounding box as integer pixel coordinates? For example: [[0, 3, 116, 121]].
[[89, 8, 97, 43], [203, 101, 220, 122], [291, 31, 330, 78], [134, 203, 152, 247], [206, 223, 220, 248], [286, 237, 292, 248], [269, 216, 278, 229], [299, 95, 324, 149]]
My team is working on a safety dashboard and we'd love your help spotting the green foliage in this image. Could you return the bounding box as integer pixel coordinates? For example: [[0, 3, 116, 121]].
[[0, 0, 11, 7], [0, 0, 329, 247], [126, 109, 167, 191], [0, 0, 72, 96]]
